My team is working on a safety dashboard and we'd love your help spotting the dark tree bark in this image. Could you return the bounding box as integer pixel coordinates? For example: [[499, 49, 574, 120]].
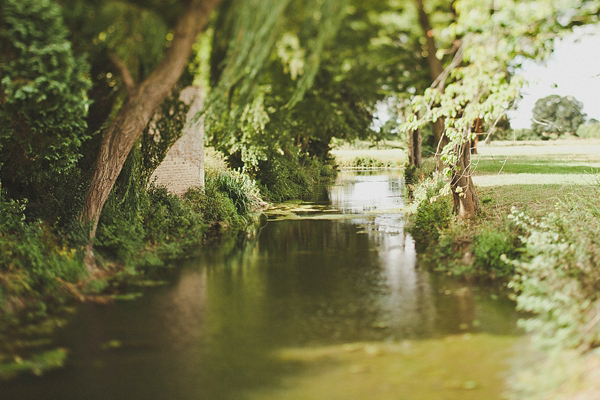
[[407, 128, 422, 167], [80, 0, 222, 271]]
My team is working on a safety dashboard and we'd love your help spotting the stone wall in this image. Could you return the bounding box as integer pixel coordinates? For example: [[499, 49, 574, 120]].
[[149, 86, 204, 196]]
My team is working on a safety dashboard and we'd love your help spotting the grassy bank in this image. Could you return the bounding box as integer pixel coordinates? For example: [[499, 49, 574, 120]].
[[405, 139, 600, 399], [0, 146, 341, 379], [0, 148, 270, 378]]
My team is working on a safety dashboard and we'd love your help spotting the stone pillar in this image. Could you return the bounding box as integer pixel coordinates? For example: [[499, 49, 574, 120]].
[[150, 86, 205, 195]]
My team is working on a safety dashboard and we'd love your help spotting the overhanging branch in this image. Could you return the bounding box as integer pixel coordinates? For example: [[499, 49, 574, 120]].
[[109, 53, 136, 97]]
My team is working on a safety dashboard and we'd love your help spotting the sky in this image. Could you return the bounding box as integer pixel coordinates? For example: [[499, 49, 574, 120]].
[[510, 24, 600, 129]]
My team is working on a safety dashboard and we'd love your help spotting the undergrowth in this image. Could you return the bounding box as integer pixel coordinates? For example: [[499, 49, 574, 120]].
[[254, 155, 336, 202], [506, 193, 600, 351], [0, 166, 265, 323], [405, 159, 521, 280]]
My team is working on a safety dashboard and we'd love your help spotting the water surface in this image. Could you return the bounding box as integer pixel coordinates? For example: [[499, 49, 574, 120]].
[[1, 170, 520, 399]]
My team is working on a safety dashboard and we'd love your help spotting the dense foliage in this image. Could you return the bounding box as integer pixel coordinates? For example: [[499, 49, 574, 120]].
[[0, 0, 90, 200], [577, 121, 600, 138], [507, 193, 600, 351]]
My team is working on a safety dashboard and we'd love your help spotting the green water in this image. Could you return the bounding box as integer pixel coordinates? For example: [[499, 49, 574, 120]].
[[0, 171, 521, 399]]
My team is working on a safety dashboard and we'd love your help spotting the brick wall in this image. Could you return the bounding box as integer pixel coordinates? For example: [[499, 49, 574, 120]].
[[150, 86, 205, 196]]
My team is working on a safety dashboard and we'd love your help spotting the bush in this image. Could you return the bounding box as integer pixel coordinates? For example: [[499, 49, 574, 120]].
[[207, 170, 262, 215], [254, 155, 336, 202], [0, 197, 86, 313], [142, 186, 207, 246], [472, 226, 517, 278], [576, 122, 600, 138], [406, 178, 452, 252], [351, 156, 386, 168], [506, 194, 600, 351], [404, 158, 435, 187], [185, 185, 242, 228], [94, 194, 145, 264], [0, 0, 90, 191]]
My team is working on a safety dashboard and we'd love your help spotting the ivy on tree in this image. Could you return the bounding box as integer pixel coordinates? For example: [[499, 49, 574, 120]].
[[401, 0, 600, 218]]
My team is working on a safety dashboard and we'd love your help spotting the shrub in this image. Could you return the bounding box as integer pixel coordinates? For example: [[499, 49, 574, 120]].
[[406, 177, 452, 252], [351, 156, 386, 168], [506, 195, 600, 351], [0, 197, 86, 312], [472, 226, 517, 278], [185, 185, 242, 228], [254, 155, 336, 202], [577, 122, 600, 138], [142, 186, 207, 246], [94, 194, 145, 264], [208, 170, 262, 215], [0, 0, 90, 191], [404, 158, 435, 187]]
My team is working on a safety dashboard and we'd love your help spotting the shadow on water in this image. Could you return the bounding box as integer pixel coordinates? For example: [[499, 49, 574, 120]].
[[0, 170, 522, 399]]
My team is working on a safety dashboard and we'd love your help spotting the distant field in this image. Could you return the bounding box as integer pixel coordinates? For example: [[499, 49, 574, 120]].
[[331, 148, 407, 168], [472, 138, 600, 186], [331, 138, 600, 185]]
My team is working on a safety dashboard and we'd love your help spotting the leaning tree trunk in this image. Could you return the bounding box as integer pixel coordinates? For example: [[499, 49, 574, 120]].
[[80, 0, 222, 271], [450, 133, 479, 219]]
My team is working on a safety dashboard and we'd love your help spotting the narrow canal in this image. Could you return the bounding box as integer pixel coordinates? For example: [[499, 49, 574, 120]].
[[1, 171, 522, 399]]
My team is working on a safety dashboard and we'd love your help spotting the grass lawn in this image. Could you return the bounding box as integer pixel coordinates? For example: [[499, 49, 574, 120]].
[[471, 157, 600, 175], [470, 139, 600, 186], [477, 184, 597, 221]]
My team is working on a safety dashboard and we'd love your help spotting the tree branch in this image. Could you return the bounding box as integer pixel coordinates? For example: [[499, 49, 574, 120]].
[[109, 53, 136, 97]]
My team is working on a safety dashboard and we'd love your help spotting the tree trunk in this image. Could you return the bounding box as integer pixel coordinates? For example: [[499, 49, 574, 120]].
[[434, 120, 449, 171], [407, 128, 422, 167], [471, 117, 483, 155], [80, 0, 222, 271], [415, 0, 447, 170], [451, 135, 479, 219]]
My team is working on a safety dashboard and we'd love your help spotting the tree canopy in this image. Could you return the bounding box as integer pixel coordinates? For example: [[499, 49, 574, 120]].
[[1, 0, 599, 259], [531, 94, 586, 137]]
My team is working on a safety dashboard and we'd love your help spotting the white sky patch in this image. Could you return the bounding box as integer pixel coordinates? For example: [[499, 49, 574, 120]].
[[510, 24, 600, 129]]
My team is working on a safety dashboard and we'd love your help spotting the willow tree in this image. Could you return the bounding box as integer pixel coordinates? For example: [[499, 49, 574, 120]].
[[76, 0, 350, 269], [402, 0, 600, 218], [77, 0, 220, 269], [206, 0, 431, 174], [204, 0, 349, 167]]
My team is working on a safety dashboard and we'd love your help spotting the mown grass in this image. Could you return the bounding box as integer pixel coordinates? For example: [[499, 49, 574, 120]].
[[472, 157, 600, 175]]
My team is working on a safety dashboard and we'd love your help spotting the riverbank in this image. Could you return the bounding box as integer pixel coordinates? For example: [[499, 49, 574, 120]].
[[1, 169, 523, 399], [405, 138, 600, 399], [0, 148, 339, 379], [0, 150, 270, 378]]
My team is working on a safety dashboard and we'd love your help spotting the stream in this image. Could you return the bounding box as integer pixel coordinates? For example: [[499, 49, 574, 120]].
[[1, 170, 522, 399]]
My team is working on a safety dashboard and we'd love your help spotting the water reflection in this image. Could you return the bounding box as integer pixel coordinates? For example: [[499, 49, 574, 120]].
[[0, 171, 519, 400]]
